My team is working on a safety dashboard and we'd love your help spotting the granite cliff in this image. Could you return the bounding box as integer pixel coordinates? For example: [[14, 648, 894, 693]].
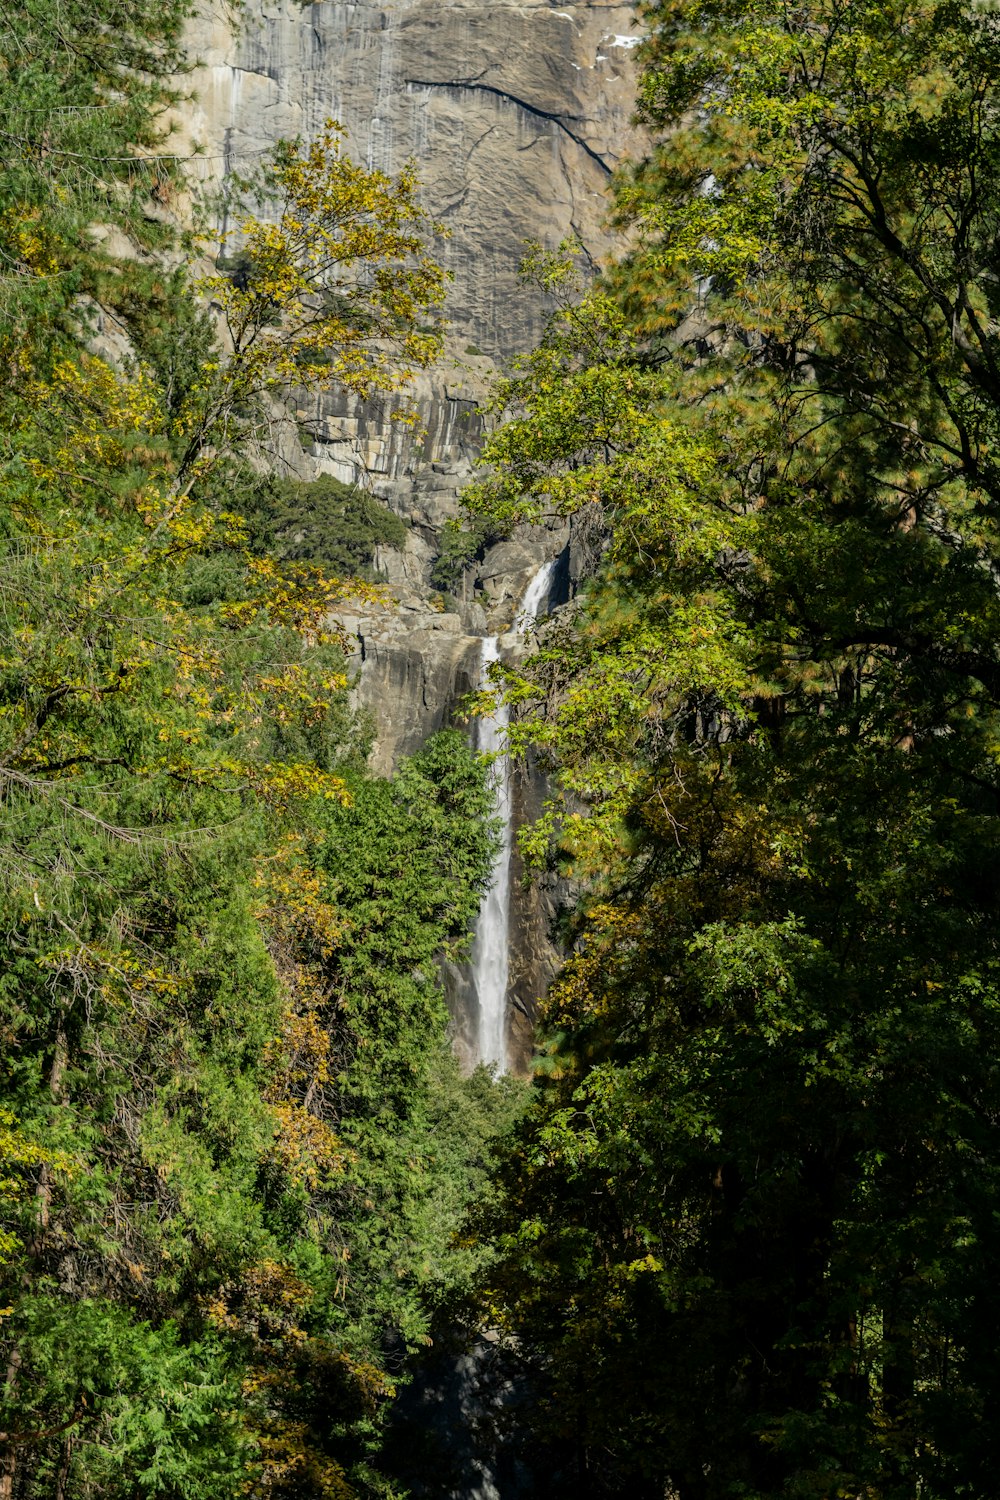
[[177, 0, 640, 1063]]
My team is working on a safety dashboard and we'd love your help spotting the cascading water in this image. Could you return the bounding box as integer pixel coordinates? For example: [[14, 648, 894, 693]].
[[471, 634, 512, 1071], [471, 558, 559, 1071]]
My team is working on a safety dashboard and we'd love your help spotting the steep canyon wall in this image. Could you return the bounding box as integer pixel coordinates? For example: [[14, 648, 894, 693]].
[[178, 0, 640, 1064]]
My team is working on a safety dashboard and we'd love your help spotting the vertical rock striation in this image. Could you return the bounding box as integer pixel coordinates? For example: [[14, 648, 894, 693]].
[[181, 0, 642, 365]]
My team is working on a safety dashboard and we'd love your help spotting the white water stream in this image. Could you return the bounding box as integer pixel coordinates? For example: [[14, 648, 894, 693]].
[[471, 559, 559, 1071]]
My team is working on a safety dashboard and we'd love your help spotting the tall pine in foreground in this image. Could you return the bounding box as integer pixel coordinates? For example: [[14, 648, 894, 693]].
[[469, 0, 1000, 1495]]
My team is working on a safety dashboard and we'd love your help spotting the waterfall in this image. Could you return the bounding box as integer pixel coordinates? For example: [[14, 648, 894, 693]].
[[514, 558, 558, 634], [471, 634, 512, 1071], [471, 559, 559, 1071]]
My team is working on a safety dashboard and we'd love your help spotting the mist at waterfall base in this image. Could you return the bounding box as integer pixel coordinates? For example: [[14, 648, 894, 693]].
[[470, 559, 560, 1073]]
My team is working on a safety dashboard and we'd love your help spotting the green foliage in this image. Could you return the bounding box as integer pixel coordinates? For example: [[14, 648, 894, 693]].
[[7, 1300, 248, 1499], [94, 261, 219, 417], [243, 474, 408, 576], [0, 4, 509, 1497], [429, 516, 500, 593], [310, 729, 503, 1123], [182, 120, 448, 487], [467, 3, 1000, 1497], [0, 0, 192, 384], [242, 731, 507, 1487]]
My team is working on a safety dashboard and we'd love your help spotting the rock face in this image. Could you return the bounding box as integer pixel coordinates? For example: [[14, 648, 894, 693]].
[[176, 0, 639, 1065], [181, 0, 642, 361], [340, 599, 482, 775], [175, 0, 642, 580]]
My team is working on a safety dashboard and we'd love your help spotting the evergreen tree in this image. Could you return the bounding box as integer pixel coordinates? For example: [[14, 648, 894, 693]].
[[468, 1, 1000, 1494]]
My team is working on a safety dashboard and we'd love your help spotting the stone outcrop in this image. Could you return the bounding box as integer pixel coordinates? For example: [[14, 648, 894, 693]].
[[175, 0, 639, 610], [340, 597, 482, 775], [173, 0, 641, 575]]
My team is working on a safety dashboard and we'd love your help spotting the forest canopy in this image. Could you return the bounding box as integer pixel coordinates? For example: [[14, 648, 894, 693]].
[[465, 0, 1000, 1496], [0, 2, 515, 1496], [6, 0, 1000, 1495]]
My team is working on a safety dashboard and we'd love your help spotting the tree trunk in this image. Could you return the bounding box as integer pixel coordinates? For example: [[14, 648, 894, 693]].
[[0, 1346, 23, 1500], [882, 1287, 916, 1498], [55, 1433, 73, 1500]]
